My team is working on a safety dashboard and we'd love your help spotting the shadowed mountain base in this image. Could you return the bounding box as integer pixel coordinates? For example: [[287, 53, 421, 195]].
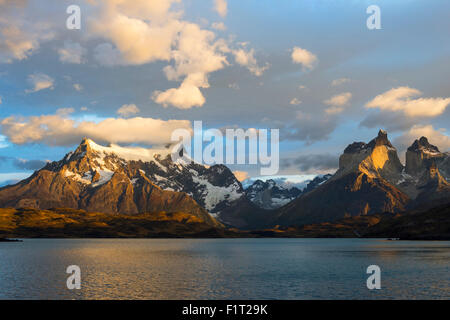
[[1, 204, 449, 240]]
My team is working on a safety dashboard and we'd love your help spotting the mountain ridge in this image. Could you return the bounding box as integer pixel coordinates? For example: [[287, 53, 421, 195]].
[[1, 130, 449, 231]]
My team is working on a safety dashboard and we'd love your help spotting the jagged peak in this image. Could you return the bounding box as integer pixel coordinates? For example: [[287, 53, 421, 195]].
[[343, 129, 394, 154], [339, 129, 402, 176], [367, 129, 394, 149], [408, 136, 441, 154]]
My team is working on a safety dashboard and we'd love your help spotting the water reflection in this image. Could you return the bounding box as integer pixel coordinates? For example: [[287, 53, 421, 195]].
[[0, 239, 449, 299]]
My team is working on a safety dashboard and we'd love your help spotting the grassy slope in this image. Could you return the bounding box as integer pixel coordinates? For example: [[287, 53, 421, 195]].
[[0, 207, 230, 238], [1, 204, 449, 239]]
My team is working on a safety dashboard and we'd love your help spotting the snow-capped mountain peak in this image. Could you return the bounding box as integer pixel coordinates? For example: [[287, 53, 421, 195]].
[[54, 138, 245, 217]]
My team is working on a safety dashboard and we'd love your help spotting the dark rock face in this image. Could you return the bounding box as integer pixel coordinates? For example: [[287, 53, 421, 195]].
[[406, 136, 449, 177], [301, 174, 332, 194]]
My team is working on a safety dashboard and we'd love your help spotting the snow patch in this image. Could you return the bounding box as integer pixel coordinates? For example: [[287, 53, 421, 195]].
[[192, 176, 242, 211]]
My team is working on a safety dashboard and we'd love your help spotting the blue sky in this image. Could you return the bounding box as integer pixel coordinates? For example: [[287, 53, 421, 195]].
[[1, 0, 450, 183]]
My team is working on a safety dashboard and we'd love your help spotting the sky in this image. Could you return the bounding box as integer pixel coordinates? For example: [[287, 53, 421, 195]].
[[1, 0, 450, 184]]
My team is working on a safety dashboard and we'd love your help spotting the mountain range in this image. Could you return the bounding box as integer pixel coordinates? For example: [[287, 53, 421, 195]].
[[244, 175, 331, 210], [273, 130, 450, 226], [0, 130, 449, 236]]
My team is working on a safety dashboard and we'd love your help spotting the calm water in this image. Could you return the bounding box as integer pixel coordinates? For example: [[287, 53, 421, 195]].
[[0, 238, 449, 300]]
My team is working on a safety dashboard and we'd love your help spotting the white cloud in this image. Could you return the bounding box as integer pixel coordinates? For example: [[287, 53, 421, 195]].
[[73, 83, 83, 92], [0, 95, 2, 104], [89, 2, 235, 109], [0, 113, 192, 146], [214, 0, 228, 18], [90, 2, 181, 66], [25, 73, 54, 93], [290, 98, 302, 105], [366, 86, 450, 117], [331, 78, 350, 86], [117, 104, 140, 117], [153, 74, 206, 109], [291, 46, 318, 70], [0, 1, 55, 63], [324, 92, 352, 107], [1, 0, 262, 109], [58, 41, 86, 64], [211, 22, 226, 31], [232, 47, 269, 76]]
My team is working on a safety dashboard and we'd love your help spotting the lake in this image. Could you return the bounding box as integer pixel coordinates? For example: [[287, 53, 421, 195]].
[[0, 238, 449, 299]]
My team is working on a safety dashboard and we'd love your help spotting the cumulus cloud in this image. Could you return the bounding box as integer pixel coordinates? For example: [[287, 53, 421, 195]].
[[117, 104, 140, 117], [331, 78, 350, 86], [324, 92, 352, 107], [152, 73, 208, 109], [0, 113, 192, 146], [323, 92, 352, 114], [90, 1, 181, 66], [290, 98, 301, 105], [2, 0, 265, 109], [86, 0, 265, 109], [233, 170, 249, 182], [232, 46, 270, 76], [89, 1, 227, 109], [73, 83, 83, 92], [25, 73, 54, 93], [291, 46, 318, 71], [214, 0, 228, 18], [0, 1, 55, 63], [58, 41, 86, 64], [366, 86, 450, 117], [393, 125, 450, 153]]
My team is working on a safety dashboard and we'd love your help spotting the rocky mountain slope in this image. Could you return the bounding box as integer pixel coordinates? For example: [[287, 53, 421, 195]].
[[0, 138, 222, 227], [244, 179, 303, 209], [273, 130, 450, 227]]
